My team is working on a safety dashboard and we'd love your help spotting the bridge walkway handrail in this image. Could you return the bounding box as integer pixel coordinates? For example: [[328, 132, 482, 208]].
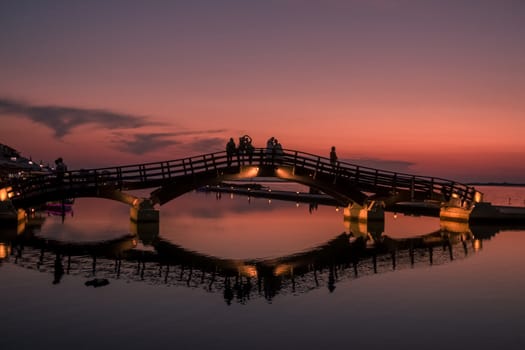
[[3, 148, 480, 207], [275, 149, 479, 206]]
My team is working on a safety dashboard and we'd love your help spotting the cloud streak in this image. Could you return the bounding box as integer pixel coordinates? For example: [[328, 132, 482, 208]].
[[0, 97, 153, 137], [185, 137, 225, 153], [0, 97, 231, 156], [343, 158, 415, 174], [113, 133, 181, 155], [112, 130, 227, 155]]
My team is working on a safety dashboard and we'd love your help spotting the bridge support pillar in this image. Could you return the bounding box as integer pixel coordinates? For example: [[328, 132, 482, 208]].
[[130, 199, 159, 241], [344, 201, 385, 240], [439, 201, 473, 222]]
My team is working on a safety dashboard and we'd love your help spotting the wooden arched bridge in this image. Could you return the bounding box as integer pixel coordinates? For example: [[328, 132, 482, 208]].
[[0, 148, 483, 222]]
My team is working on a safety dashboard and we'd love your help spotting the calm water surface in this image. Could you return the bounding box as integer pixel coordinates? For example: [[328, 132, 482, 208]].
[[1, 186, 524, 349]]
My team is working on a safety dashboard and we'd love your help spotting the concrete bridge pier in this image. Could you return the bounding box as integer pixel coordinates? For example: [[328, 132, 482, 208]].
[[130, 198, 159, 241], [344, 201, 385, 242], [439, 197, 473, 222]]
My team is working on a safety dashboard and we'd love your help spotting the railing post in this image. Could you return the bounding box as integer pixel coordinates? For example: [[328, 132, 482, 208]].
[[93, 170, 99, 189], [160, 162, 166, 180], [182, 159, 187, 176], [258, 149, 264, 165], [313, 157, 320, 179], [410, 176, 415, 201], [204, 155, 210, 172], [117, 167, 123, 190], [166, 161, 172, 179], [139, 165, 146, 182], [211, 154, 217, 170], [392, 173, 397, 194]]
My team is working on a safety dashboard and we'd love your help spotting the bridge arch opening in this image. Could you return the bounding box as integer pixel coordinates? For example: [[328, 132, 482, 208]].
[[150, 164, 368, 207]]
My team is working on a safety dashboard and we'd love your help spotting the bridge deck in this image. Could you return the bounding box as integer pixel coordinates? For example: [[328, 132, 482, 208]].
[[2, 148, 481, 209]]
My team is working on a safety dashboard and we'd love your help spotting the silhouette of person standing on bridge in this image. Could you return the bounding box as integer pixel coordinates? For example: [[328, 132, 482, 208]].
[[226, 138, 236, 166], [265, 137, 275, 164], [330, 146, 338, 167], [274, 139, 283, 164], [243, 135, 254, 164], [238, 135, 254, 164]]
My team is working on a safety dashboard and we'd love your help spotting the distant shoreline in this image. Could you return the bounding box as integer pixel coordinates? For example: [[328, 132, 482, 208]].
[[468, 183, 525, 187]]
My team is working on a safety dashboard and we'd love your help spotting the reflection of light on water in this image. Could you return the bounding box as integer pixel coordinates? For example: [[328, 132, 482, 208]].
[[274, 264, 293, 276], [440, 220, 471, 234], [384, 212, 440, 238], [162, 192, 345, 260], [238, 265, 258, 278], [473, 239, 482, 251]]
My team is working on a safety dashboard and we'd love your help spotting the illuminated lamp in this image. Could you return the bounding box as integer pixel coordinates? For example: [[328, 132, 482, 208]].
[[274, 264, 293, 276], [0, 243, 10, 259], [238, 265, 258, 278], [0, 188, 7, 201], [473, 239, 482, 251], [474, 191, 483, 203], [0, 187, 11, 201]]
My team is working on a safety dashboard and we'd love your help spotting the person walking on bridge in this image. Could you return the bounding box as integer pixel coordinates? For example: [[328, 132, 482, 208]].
[[265, 137, 275, 164], [330, 146, 338, 167], [274, 139, 284, 164]]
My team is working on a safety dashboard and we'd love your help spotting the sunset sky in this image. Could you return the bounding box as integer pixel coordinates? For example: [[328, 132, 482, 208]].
[[1, 0, 524, 183]]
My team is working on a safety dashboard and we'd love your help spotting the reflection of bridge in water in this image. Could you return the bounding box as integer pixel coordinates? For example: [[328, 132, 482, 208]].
[[1, 213, 510, 305]]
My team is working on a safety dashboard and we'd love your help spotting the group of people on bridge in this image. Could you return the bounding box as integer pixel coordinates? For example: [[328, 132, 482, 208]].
[[226, 135, 255, 166], [226, 135, 287, 166], [264, 137, 284, 164], [226, 135, 338, 168]]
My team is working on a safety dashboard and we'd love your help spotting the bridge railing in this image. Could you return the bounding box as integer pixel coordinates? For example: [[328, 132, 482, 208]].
[[275, 149, 480, 206], [5, 150, 233, 200], [4, 148, 480, 207]]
